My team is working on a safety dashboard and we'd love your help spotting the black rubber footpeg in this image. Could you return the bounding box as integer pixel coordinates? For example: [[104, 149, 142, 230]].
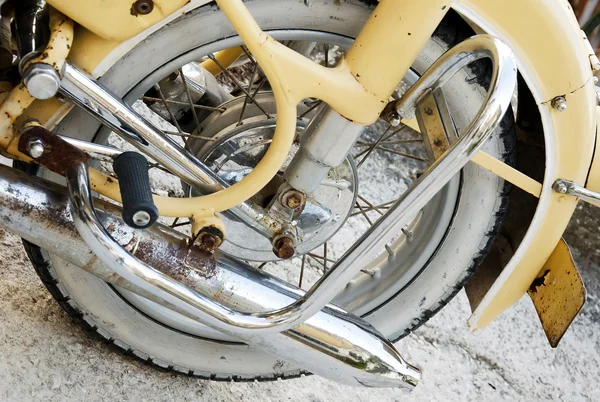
[[113, 152, 159, 229]]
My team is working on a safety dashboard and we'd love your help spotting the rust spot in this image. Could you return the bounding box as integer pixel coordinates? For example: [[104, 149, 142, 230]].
[[529, 270, 551, 293], [274, 237, 295, 259], [17, 126, 89, 175]]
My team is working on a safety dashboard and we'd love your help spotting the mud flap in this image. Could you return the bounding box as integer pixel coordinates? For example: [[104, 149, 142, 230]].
[[526, 238, 586, 347]]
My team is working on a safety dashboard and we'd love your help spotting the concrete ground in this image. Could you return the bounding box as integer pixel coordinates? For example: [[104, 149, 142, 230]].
[[0, 202, 599, 401]]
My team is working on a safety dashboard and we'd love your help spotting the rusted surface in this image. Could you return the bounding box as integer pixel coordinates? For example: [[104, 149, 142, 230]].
[[527, 239, 587, 348], [274, 236, 295, 259], [192, 226, 225, 252], [0, 164, 220, 302], [415, 89, 451, 161], [17, 125, 89, 176]]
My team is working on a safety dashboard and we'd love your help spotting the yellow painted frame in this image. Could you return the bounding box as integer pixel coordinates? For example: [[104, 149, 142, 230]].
[[70, 0, 450, 221], [2, 0, 597, 331]]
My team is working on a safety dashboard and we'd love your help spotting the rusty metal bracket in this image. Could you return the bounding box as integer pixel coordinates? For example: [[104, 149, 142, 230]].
[[527, 239, 586, 348], [17, 124, 89, 176], [415, 88, 457, 161]]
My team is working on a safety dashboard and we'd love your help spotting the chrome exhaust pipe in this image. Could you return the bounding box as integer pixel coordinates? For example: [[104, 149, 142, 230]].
[[0, 164, 419, 389]]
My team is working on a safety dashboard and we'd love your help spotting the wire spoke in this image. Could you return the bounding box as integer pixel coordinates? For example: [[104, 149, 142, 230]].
[[154, 84, 184, 135], [375, 145, 429, 162], [207, 54, 272, 118], [299, 254, 306, 288], [142, 97, 226, 113], [298, 100, 323, 120], [354, 201, 375, 226], [356, 125, 393, 168], [163, 131, 215, 141], [178, 68, 204, 146], [307, 253, 337, 265], [357, 194, 385, 216], [237, 61, 259, 126], [354, 138, 423, 147]]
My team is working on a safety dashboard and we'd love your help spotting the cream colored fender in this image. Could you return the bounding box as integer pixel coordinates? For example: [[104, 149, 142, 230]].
[[36, 0, 598, 331]]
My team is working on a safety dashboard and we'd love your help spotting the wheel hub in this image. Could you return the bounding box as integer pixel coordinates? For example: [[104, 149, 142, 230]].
[[189, 94, 358, 261]]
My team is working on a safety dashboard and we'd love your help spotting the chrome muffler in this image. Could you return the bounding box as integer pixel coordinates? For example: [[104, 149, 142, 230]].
[[0, 163, 419, 388]]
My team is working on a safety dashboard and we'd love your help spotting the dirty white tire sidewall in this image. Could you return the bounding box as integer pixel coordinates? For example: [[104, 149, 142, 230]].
[[49, 0, 507, 376]]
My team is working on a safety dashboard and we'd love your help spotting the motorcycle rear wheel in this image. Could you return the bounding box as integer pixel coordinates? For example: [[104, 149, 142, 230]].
[[20, 0, 515, 380]]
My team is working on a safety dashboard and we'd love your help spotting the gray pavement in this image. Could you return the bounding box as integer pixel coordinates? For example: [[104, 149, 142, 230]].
[[0, 203, 598, 401]]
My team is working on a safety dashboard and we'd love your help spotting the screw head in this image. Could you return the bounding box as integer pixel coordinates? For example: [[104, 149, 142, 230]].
[[27, 137, 45, 159], [132, 210, 151, 227], [132, 0, 154, 15], [551, 96, 567, 112], [424, 107, 434, 116]]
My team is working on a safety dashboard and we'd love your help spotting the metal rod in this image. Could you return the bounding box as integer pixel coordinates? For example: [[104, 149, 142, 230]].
[[58, 62, 279, 239], [59, 62, 222, 193], [0, 164, 420, 388]]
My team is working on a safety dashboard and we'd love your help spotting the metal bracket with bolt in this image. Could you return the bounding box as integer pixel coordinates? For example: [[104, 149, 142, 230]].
[[553, 179, 600, 204]]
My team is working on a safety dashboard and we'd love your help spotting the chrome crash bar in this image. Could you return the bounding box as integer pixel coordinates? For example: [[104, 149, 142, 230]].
[[58, 35, 516, 334], [0, 164, 419, 388]]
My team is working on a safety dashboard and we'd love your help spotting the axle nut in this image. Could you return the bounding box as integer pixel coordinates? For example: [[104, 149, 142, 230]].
[[132, 0, 154, 15], [274, 236, 295, 259], [26, 137, 45, 159], [281, 190, 306, 210]]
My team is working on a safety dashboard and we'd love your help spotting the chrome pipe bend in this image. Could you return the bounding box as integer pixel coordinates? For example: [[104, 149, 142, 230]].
[[62, 162, 420, 387], [65, 33, 516, 335], [66, 162, 279, 334]]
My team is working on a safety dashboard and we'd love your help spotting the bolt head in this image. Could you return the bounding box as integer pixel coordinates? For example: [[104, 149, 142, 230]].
[[27, 137, 45, 159], [274, 237, 295, 259], [551, 97, 567, 112], [23, 64, 61, 100], [281, 190, 306, 210], [195, 229, 224, 252], [132, 210, 151, 227], [554, 182, 568, 194], [285, 194, 303, 209], [386, 111, 401, 127]]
